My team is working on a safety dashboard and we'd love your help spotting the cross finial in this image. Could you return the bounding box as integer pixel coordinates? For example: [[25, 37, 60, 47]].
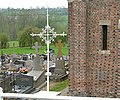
[[55, 40, 64, 57], [32, 42, 41, 55]]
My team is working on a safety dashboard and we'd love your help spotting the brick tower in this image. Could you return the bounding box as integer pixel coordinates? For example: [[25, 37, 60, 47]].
[[68, 0, 120, 97]]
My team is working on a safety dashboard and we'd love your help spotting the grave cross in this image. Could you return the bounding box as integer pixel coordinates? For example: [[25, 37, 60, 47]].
[[32, 42, 41, 55], [55, 40, 64, 57]]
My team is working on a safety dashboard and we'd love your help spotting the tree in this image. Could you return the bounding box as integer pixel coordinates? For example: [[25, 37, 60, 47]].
[[0, 8, 68, 41], [0, 33, 9, 49], [17, 26, 41, 48]]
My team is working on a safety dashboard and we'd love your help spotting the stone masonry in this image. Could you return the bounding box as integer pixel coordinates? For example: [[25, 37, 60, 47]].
[[68, 0, 120, 97]]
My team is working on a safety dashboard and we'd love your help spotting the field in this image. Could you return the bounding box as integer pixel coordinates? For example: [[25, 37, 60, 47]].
[[0, 41, 68, 55]]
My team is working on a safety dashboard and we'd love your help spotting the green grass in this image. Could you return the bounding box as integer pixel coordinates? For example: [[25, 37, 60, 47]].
[[50, 80, 68, 92], [0, 44, 68, 55]]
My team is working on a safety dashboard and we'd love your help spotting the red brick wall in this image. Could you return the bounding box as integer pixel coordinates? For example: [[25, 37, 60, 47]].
[[68, 0, 87, 96], [86, 0, 119, 97], [68, 0, 120, 97]]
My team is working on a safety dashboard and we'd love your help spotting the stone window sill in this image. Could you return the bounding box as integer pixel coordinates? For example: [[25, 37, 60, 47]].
[[98, 50, 110, 54]]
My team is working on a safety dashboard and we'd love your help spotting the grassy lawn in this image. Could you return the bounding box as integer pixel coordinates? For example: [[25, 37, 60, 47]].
[[50, 80, 68, 92], [0, 44, 68, 55]]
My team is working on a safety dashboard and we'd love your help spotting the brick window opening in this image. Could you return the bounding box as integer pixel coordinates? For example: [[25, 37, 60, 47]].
[[102, 25, 107, 50]]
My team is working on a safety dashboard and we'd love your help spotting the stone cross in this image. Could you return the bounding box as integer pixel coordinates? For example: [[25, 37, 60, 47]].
[[55, 40, 64, 57], [32, 42, 41, 55]]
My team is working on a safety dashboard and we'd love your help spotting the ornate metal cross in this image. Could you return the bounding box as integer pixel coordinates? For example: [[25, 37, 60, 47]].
[[30, 7, 67, 91]]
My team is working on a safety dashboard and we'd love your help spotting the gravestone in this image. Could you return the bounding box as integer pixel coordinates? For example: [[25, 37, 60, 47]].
[[14, 74, 34, 93], [15, 74, 33, 87], [22, 55, 28, 61], [33, 55, 43, 71], [55, 40, 64, 58], [32, 42, 43, 71], [54, 40, 65, 75], [54, 57, 65, 75], [25, 42, 46, 89]]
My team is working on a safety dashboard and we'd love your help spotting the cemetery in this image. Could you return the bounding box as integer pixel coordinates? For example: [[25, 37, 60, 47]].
[[0, 0, 120, 99], [0, 39, 69, 94]]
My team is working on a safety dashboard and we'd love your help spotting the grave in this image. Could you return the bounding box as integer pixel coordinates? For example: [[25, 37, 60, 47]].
[[14, 42, 46, 93], [55, 40, 64, 58], [18, 75, 32, 86], [0, 75, 12, 93], [32, 42, 43, 71], [25, 42, 45, 90], [50, 40, 68, 81], [22, 55, 28, 61], [54, 40, 65, 75], [15, 74, 34, 93]]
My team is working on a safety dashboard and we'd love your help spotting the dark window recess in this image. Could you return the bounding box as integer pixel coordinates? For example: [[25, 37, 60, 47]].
[[102, 25, 107, 50]]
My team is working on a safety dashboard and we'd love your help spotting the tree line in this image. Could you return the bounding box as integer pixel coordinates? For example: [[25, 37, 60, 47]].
[[0, 7, 68, 49]]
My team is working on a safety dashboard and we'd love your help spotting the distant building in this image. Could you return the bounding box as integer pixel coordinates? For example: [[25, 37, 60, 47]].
[[68, 0, 120, 97]]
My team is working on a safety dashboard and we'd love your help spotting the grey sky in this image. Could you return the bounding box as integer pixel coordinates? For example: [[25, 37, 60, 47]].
[[0, 0, 68, 9]]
